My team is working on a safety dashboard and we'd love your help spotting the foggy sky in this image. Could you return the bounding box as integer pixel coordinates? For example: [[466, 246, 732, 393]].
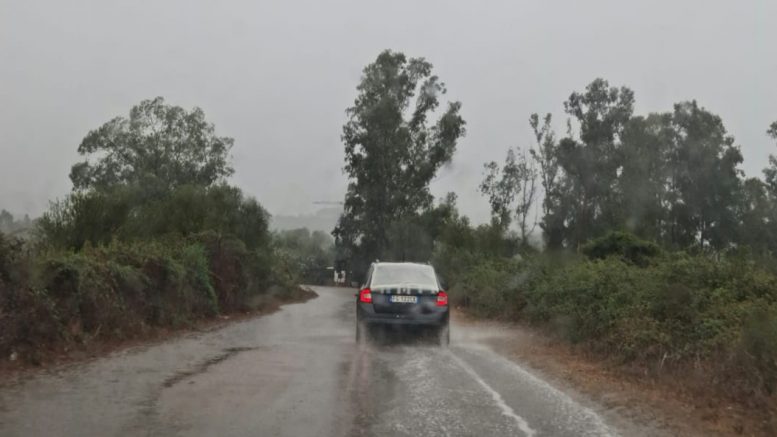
[[2, 0, 776, 224]]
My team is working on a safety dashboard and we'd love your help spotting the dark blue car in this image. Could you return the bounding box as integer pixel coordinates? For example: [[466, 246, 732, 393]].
[[355, 262, 449, 345]]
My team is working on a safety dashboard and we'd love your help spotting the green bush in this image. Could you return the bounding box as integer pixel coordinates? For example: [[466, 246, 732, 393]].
[[581, 231, 660, 266], [442, 238, 777, 395], [524, 257, 656, 346], [273, 228, 335, 285], [3, 97, 305, 365], [448, 257, 523, 318], [740, 306, 777, 393], [0, 231, 295, 362], [0, 232, 23, 282], [35, 240, 219, 335], [1, 233, 62, 359], [37, 184, 270, 252], [17, 179, 286, 352]]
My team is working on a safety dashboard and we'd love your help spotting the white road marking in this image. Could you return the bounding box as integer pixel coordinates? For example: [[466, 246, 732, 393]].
[[450, 352, 536, 437], [457, 344, 618, 437]]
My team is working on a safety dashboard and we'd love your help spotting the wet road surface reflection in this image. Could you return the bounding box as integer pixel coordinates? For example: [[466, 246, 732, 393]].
[[0, 286, 663, 437]]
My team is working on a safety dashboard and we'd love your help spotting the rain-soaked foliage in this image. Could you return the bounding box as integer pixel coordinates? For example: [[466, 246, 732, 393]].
[[0, 99, 305, 364], [69, 97, 234, 193], [1, 47, 776, 419], [333, 50, 466, 279], [332, 66, 777, 401], [273, 228, 335, 285]]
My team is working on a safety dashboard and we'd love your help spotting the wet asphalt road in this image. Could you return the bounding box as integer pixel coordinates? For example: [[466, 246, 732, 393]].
[[0, 286, 657, 437]]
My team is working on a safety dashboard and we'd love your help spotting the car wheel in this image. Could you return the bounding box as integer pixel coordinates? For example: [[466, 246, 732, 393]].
[[438, 324, 450, 347], [356, 320, 367, 345]]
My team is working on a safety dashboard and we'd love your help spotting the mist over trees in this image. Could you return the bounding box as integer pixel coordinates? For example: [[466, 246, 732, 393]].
[[334, 69, 777, 271], [516, 80, 763, 253], [0, 210, 32, 236], [273, 228, 335, 284], [333, 55, 777, 280], [453, 81, 777, 401], [475, 79, 775, 255], [0, 47, 775, 412], [480, 146, 538, 247], [1, 97, 309, 366], [333, 50, 466, 275], [329, 62, 777, 402], [69, 97, 234, 193], [38, 98, 265, 251]]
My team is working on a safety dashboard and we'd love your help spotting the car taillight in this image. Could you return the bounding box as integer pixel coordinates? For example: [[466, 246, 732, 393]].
[[359, 288, 372, 303], [436, 290, 448, 307]]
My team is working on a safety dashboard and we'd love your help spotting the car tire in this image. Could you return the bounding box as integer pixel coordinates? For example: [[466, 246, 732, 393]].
[[438, 324, 450, 347], [356, 320, 367, 345]]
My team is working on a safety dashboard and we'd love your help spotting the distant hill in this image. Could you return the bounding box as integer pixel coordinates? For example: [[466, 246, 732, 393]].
[[270, 207, 341, 233]]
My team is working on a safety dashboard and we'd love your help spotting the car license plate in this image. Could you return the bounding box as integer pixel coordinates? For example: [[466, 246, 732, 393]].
[[390, 295, 417, 304]]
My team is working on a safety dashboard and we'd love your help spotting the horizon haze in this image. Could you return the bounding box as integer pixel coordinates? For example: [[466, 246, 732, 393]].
[[2, 0, 776, 226]]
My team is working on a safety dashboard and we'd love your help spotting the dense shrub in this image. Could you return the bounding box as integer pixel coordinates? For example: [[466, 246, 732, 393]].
[[1, 233, 61, 360], [740, 306, 777, 393], [2, 98, 308, 365], [432, 222, 523, 287], [446, 257, 524, 318], [15, 240, 218, 344], [37, 184, 270, 252], [444, 233, 777, 396], [273, 228, 335, 285], [581, 231, 660, 266], [0, 228, 300, 363], [530, 254, 776, 360]]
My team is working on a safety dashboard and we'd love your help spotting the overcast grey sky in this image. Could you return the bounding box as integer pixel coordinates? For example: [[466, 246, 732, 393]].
[[2, 0, 776, 223]]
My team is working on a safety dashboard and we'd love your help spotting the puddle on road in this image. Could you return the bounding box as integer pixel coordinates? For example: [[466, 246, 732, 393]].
[[162, 347, 260, 388]]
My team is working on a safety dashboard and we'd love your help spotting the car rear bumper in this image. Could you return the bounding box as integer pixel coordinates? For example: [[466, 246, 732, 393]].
[[357, 302, 449, 327]]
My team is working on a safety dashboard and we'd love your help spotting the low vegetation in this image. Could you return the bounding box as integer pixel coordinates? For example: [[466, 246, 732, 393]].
[[436, 229, 777, 406], [332, 52, 777, 418], [3, 50, 776, 425], [0, 98, 309, 366], [273, 228, 335, 285]]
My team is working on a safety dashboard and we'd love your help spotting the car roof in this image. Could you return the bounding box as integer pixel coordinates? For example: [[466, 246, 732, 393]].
[[369, 262, 439, 288], [373, 261, 431, 267], [372, 262, 436, 272]]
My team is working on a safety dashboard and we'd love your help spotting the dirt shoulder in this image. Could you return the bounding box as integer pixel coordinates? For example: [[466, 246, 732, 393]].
[[0, 286, 318, 382], [454, 310, 776, 437]]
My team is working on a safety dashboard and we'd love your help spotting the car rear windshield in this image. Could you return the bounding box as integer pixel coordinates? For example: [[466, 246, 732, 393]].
[[371, 264, 439, 289]]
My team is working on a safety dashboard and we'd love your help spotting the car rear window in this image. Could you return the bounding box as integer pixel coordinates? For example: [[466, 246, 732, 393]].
[[371, 264, 439, 289]]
